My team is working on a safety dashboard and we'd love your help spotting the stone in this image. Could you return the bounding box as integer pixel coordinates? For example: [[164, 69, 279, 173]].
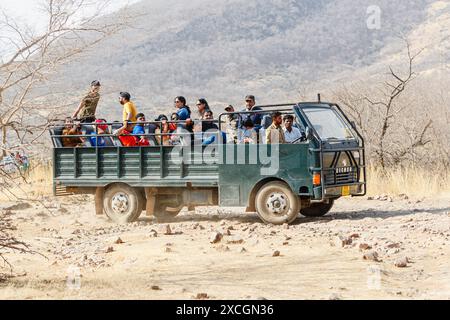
[[227, 235, 244, 245], [196, 293, 209, 300], [209, 232, 223, 244], [164, 225, 173, 235], [394, 257, 410, 268], [115, 238, 124, 244], [359, 243, 372, 251], [272, 250, 281, 257], [149, 229, 158, 238], [151, 285, 162, 291], [336, 236, 353, 247], [363, 251, 380, 262], [105, 246, 114, 253]]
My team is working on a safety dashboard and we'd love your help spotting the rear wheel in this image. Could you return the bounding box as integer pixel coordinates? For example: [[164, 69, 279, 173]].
[[103, 184, 144, 223], [255, 182, 299, 225], [300, 200, 334, 217]]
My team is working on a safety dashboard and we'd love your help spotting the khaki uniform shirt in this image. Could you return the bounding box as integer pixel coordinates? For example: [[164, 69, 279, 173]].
[[266, 123, 286, 144], [78, 91, 100, 120]]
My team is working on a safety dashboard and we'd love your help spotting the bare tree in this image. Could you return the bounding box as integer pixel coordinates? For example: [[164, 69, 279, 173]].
[[334, 38, 435, 170], [0, 0, 133, 274], [0, 0, 133, 159]]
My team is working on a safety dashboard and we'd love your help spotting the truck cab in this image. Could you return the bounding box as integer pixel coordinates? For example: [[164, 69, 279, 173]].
[[49, 102, 366, 225]]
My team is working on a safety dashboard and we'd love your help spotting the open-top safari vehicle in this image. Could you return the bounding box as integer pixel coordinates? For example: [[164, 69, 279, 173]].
[[49, 101, 366, 225]]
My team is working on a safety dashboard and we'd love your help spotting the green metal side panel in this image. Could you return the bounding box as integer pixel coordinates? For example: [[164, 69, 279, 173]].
[[54, 146, 220, 188], [218, 144, 313, 207]]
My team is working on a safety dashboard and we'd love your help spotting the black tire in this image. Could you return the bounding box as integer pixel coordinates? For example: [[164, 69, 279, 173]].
[[300, 200, 334, 217], [153, 194, 183, 219], [255, 181, 300, 225], [103, 184, 144, 223]]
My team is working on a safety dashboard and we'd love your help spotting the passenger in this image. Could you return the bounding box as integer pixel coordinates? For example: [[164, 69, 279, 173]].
[[114, 92, 138, 135], [196, 98, 211, 120], [174, 96, 191, 121], [72, 80, 101, 123], [89, 119, 108, 147], [224, 105, 240, 144], [169, 113, 182, 146], [62, 118, 85, 148], [114, 92, 138, 147], [133, 113, 151, 146], [283, 115, 302, 143], [238, 119, 258, 144], [241, 95, 263, 129], [169, 113, 179, 132], [266, 112, 286, 144], [202, 110, 219, 131], [155, 114, 171, 146]]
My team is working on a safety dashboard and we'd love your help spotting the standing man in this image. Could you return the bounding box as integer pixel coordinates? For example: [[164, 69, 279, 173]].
[[72, 80, 101, 123], [114, 92, 138, 136], [241, 95, 263, 128], [283, 115, 302, 143], [266, 112, 286, 144]]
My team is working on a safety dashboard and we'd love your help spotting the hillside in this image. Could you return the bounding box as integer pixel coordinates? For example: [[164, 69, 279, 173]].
[[54, 0, 447, 119]]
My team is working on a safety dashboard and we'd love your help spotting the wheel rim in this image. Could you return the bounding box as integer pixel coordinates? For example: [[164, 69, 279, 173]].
[[266, 192, 289, 215], [111, 192, 130, 214]]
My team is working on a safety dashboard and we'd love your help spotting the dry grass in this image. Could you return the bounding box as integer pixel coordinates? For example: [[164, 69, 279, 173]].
[[0, 160, 53, 201], [367, 166, 450, 198]]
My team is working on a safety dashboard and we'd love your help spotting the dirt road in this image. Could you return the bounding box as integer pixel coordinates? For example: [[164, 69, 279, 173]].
[[0, 195, 449, 300]]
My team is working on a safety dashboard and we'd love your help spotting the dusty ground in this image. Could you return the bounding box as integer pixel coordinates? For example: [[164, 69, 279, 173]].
[[0, 194, 449, 300]]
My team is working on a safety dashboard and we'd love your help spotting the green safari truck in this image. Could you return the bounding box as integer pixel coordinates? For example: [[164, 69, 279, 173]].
[[49, 102, 366, 225]]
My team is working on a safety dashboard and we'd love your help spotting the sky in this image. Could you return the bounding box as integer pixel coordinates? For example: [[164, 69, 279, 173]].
[[0, 0, 140, 29]]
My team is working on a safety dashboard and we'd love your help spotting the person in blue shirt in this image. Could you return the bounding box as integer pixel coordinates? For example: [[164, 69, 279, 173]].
[[174, 96, 191, 121], [133, 113, 151, 146]]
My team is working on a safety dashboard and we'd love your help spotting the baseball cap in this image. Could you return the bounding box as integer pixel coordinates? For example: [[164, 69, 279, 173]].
[[225, 105, 234, 111], [119, 92, 131, 100]]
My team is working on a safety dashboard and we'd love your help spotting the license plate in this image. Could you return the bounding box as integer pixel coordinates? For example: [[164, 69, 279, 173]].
[[342, 186, 351, 196]]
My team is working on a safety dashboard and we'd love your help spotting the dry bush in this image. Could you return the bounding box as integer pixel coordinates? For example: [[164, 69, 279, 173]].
[[0, 212, 34, 279]]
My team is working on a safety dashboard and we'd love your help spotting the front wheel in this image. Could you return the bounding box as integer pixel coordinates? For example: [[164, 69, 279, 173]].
[[103, 184, 145, 223], [300, 200, 334, 217], [255, 182, 300, 225]]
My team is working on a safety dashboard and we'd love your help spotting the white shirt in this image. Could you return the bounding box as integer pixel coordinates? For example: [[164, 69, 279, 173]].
[[283, 127, 302, 143]]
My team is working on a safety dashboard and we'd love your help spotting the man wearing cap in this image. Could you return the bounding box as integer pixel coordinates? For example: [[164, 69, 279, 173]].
[[240, 95, 263, 129], [72, 80, 101, 123], [114, 92, 138, 138]]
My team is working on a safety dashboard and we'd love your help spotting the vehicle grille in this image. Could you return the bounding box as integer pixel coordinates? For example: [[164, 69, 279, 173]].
[[324, 167, 358, 186]]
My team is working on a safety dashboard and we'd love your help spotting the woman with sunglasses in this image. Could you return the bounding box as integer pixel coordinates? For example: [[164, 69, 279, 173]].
[[174, 96, 191, 121]]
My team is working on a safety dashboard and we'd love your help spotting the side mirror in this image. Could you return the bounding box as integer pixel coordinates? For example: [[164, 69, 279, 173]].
[[350, 121, 357, 130]]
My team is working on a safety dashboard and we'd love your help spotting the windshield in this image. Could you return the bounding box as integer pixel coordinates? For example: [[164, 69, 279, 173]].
[[303, 107, 355, 140]]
